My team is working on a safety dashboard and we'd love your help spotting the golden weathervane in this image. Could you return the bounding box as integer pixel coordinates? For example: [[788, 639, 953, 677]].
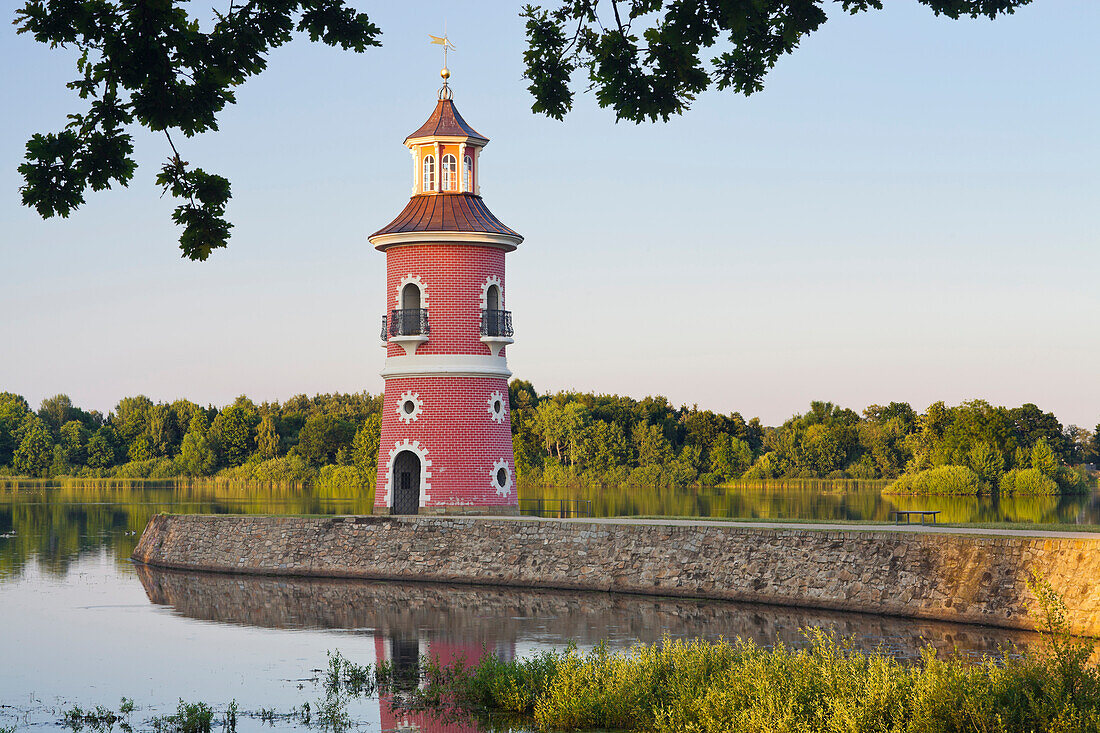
[[429, 33, 456, 80]]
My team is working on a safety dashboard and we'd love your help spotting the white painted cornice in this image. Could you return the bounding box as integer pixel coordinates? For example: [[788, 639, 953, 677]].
[[381, 354, 512, 379], [370, 231, 522, 252]]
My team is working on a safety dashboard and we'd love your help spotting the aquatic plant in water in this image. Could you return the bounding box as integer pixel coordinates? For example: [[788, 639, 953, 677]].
[[62, 698, 134, 733]]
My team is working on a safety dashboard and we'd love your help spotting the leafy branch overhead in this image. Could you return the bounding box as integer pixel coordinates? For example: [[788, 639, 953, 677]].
[[17, 1, 1034, 260], [15, 0, 380, 261], [520, 0, 1035, 123]]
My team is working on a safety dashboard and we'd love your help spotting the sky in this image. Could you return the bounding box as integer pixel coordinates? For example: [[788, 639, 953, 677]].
[[1, 1, 1097, 428]]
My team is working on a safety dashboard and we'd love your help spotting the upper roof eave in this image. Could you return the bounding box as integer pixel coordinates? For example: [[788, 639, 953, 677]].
[[368, 192, 522, 246], [403, 133, 488, 147], [403, 98, 489, 145]]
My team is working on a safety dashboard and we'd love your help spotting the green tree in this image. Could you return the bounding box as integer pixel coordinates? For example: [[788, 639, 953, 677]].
[[1009, 403, 1069, 459], [37, 393, 75, 436], [633, 423, 673, 467], [520, 1, 1030, 123], [180, 430, 216, 477], [256, 414, 281, 460], [0, 392, 31, 466], [1030, 438, 1058, 477], [577, 420, 630, 474], [86, 426, 118, 469], [16, 0, 381, 260], [535, 400, 568, 461], [13, 415, 53, 477], [58, 420, 91, 466], [145, 403, 177, 457], [709, 434, 753, 480], [113, 395, 153, 446], [210, 399, 259, 467], [509, 379, 539, 411], [188, 406, 211, 436], [967, 442, 1004, 486], [128, 434, 153, 462], [351, 414, 382, 481], [296, 413, 355, 465]]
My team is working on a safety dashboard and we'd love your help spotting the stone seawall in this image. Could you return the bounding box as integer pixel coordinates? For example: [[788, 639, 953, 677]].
[[131, 514, 1100, 635]]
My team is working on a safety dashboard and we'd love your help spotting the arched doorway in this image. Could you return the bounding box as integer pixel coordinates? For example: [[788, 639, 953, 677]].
[[392, 450, 421, 515]]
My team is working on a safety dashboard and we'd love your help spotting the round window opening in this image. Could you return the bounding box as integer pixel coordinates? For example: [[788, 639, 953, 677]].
[[403, 400, 416, 414], [493, 400, 503, 414], [496, 468, 508, 487]]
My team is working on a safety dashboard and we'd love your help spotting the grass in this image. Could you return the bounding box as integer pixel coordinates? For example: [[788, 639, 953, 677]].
[[142, 511, 1100, 534], [368, 574, 1100, 732], [628, 515, 1100, 533]]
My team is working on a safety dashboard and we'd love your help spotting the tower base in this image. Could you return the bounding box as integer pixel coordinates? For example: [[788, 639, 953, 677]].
[[372, 504, 520, 517]]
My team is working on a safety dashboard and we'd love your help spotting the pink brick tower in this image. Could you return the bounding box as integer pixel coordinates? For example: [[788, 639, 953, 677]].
[[369, 70, 523, 515]]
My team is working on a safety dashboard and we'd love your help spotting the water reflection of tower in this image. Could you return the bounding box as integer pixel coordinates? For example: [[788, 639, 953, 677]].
[[373, 631, 514, 732]]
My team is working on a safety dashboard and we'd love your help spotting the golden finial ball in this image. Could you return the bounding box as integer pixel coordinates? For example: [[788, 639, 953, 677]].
[[441, 67, 451, 80]]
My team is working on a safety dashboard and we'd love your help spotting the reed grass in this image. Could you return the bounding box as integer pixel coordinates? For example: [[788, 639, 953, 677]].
[[404, 575, 1100, 732]]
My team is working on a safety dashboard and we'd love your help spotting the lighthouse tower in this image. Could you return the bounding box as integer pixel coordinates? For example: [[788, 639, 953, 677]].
[[369, 68, 523, 515]]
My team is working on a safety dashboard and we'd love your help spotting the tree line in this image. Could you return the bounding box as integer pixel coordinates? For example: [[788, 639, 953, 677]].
[[508, 382, 1096, 494], [0, 391, 381, 489], [0, 385, 1096, 494]]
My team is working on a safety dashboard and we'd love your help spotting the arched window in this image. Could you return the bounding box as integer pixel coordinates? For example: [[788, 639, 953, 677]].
[[422, 154, 435, 192], [401, 282, 421, 311], [486, 284, 500, 311], [463, 155, 472, 192], [441, 154, 457, 191], [398, 282, 423, 336]]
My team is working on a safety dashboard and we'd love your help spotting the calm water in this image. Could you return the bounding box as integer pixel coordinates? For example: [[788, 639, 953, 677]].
[[1, 482, 1091, 732], [525, 480, 1100, 525]]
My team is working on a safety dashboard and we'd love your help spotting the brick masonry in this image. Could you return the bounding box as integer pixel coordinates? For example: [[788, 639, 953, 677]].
[[132, 514, 1100, 635], [376, 241, 517, 515]]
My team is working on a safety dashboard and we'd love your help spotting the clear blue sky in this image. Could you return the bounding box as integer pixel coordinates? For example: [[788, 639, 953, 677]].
[[1, 1, 1097, 428]]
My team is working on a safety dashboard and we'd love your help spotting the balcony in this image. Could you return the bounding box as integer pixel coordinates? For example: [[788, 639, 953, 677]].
[[480, 309, 514, 356], [384, 308, 429, 355]]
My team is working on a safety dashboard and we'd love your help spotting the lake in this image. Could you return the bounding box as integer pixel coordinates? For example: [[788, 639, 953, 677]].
[[1, 481, 1091, 732]]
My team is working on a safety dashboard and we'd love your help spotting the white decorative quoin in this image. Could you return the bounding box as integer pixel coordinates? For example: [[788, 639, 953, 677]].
[[383, 439, 433, 508], [397, 391, 423, 423], [478, 275, 503, 310], [487, 391, 507, 423], [396, 274, 428, 310], [491, 459, 512, 498]]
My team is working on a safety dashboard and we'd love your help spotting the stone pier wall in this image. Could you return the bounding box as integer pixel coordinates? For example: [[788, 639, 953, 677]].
[[131, 514, 1100, 635]]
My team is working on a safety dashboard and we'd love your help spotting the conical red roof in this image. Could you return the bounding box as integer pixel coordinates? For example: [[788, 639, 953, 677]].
[[404, 99, 488, 143], [370, 193, 519, 246]]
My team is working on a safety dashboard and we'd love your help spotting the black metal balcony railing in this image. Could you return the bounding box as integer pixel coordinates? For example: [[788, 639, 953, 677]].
[[387, 308, 429, 337], [480, 309, 513, 338], [380, 315, 388, 341]]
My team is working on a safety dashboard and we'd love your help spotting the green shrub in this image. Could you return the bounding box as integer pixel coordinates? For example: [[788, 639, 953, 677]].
[[110, 458, 185, 479], [218, 454, 316, 484], [846, 458, 878, 480], [884, 464, 983, 495], [317, 465, 365, 491], [1000, 467, 1059, 496]]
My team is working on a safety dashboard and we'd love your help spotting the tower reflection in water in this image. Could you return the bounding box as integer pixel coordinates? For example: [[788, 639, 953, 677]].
[[136, 565, 1042, 730], [373, 631, 509, 732]]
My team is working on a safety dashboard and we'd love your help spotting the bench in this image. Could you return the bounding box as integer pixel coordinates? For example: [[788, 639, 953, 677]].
[[890, 510, 940, 525]]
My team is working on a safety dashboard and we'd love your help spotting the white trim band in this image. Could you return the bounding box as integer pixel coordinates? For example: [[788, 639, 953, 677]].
[[381, 354, 512, 379], [370, 231, 522, 252]]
